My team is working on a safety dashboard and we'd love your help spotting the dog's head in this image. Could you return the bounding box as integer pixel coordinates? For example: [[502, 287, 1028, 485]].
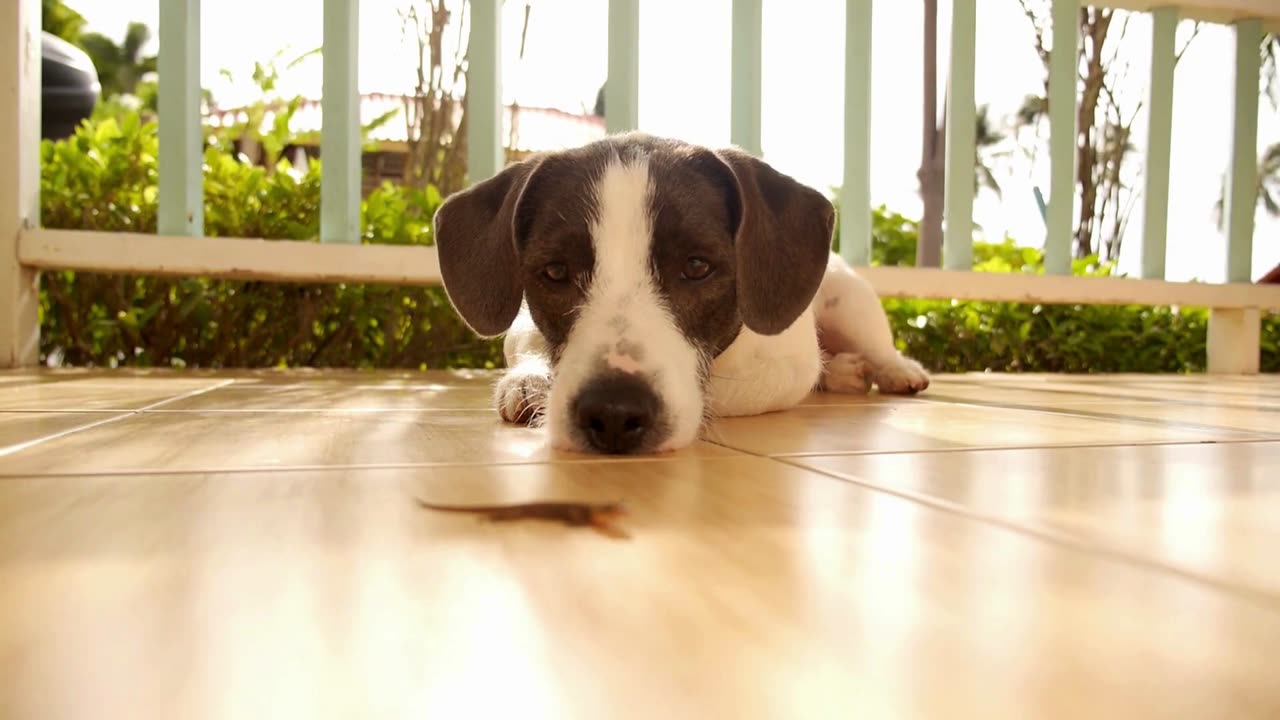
[[434, 133, 834, 454]]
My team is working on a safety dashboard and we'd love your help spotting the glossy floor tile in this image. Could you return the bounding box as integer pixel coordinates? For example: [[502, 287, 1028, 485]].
[[949, 378, 1280, 404], [1001, 400, 1280, 433], [0, 409, 738, 476], [946, 372, 1280, 386], [3, 459, 1280, 720], [1, 368, 1279, 719], [0, 376, 229, 411], [0, 412, 127, 455], [917, 381, 1280, 409], [156, 382, 496, 412], [793, 442, 1280, 598], [706, 401, 1264, 457]]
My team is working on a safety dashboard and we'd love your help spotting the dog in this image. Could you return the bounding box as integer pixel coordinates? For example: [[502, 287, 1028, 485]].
[[433, 132, 929, 454]]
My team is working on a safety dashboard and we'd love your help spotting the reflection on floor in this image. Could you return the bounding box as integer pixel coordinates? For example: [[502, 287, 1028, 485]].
[[2, 369, 1279, 718]]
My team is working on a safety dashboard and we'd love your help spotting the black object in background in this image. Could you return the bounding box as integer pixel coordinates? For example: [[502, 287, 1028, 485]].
[[42, 32, 100, 140]]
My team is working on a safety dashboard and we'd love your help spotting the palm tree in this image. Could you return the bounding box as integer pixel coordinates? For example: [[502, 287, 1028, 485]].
[[974, 104, 1007, 197], [593, 83, 605, 117], [1260, 144, 1280, 218], [1263, 32, 1279, 110], [78, 21, 157, 99], [1215, 143, 1280, 228], [1213, 33, 1280, 231], [42, 0, 86, 44]]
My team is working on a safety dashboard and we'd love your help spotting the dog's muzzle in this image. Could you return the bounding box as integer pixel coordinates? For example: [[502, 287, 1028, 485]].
[[571, 373, 662, 454]]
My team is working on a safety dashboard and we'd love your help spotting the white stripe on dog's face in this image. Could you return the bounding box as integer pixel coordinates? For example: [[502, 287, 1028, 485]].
[[545, 154, 705, 453]]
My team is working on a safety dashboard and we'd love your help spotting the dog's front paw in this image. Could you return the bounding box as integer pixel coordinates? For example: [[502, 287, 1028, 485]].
[[495, 370, 552, 425], [873, 355, 930, 395], [819, 352, 874, 395]]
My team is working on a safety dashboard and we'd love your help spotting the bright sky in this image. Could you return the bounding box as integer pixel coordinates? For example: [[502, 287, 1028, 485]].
[[78, 0, 1279, 282]]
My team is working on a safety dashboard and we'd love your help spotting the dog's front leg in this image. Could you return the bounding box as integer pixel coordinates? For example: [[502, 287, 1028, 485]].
[[494, 304, 553, 424], [815, 254, 930, 394]]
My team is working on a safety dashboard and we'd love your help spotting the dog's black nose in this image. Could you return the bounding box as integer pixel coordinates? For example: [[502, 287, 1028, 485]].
[[573, 374, 660, 454]]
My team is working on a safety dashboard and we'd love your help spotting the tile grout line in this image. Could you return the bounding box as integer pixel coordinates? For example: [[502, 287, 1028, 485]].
[[0, 408, 500, 415], [926, 380, 1280, 409], [7, 436, 1280, 479], [766, 453, 1280, 612], [910, 393, 1276, 437], [938, 378, 1280, 404], [0, 380, 237, 459], [0, 403, 926, 414], [5, 369, 1278, 610], [699, 436, 1280, 611], [767, 435, 1280, 460], [0, 451, 754, 478]]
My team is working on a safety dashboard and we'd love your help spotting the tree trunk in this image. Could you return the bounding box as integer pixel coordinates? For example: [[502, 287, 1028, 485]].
[[916, 0, 944, 268], [1073, 7, 1112, 259], [400, 0, 471, 196]]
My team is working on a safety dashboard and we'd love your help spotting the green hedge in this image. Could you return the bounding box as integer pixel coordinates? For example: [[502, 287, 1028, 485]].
[[832, 207, 1279, 373], [886, 300, 1220, 373], [36, 116, 1278, 372], [39, 115, 502, 370]]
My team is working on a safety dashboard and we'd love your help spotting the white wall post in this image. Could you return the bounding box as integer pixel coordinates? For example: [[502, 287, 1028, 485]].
[[1208, 308, 1261, 375], [0, 0, 41, 368]]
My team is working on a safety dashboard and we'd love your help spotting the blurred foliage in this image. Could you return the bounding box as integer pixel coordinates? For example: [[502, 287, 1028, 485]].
[[78, 21, 157, 99], [39, 116, 501, 370], [42, 0, 87, 43], [832, 203, 1277, 373], [885, 301, 1220, 373], [37, 114, 1277, 372], [205, 48, 395, 166]]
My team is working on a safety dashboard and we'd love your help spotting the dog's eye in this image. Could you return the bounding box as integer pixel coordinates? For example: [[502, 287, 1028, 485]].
[[682, 257, 713, 281], [543, 262, 569, 283]]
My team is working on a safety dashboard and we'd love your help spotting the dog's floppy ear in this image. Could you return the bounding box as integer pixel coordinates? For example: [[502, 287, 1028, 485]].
[[714, 147, 834, 336], [433, 158, 538, 337]]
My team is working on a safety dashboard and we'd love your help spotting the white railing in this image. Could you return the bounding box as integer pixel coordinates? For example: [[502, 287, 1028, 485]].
[[3, 0, 1279, 371]]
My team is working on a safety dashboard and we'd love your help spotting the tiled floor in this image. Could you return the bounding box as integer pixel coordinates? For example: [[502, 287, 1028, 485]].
[[2, 369, 1279, 719]]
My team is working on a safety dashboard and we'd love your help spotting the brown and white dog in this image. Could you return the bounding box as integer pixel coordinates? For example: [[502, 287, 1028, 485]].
[[434, 132, 929, 455]]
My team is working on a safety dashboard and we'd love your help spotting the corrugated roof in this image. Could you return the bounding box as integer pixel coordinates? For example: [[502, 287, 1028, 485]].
[[205, 93, 606, 152]]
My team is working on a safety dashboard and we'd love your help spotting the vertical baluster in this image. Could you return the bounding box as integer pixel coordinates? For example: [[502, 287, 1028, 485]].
[[943, 0, 976, 271], [1140, 7, 1177, 280], [607, 0, 639, 133], [1044, 0, 1078, 275], [731, 0, 763, 157], [321, 0, 360, 243], [159, 0, 204, 237], [0, 0, 40, 367], [1209, 17, 1264, 376], [467, 0, 503, 183], [840, 0, 873, 266], [1224, 18, 1261, 284]]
